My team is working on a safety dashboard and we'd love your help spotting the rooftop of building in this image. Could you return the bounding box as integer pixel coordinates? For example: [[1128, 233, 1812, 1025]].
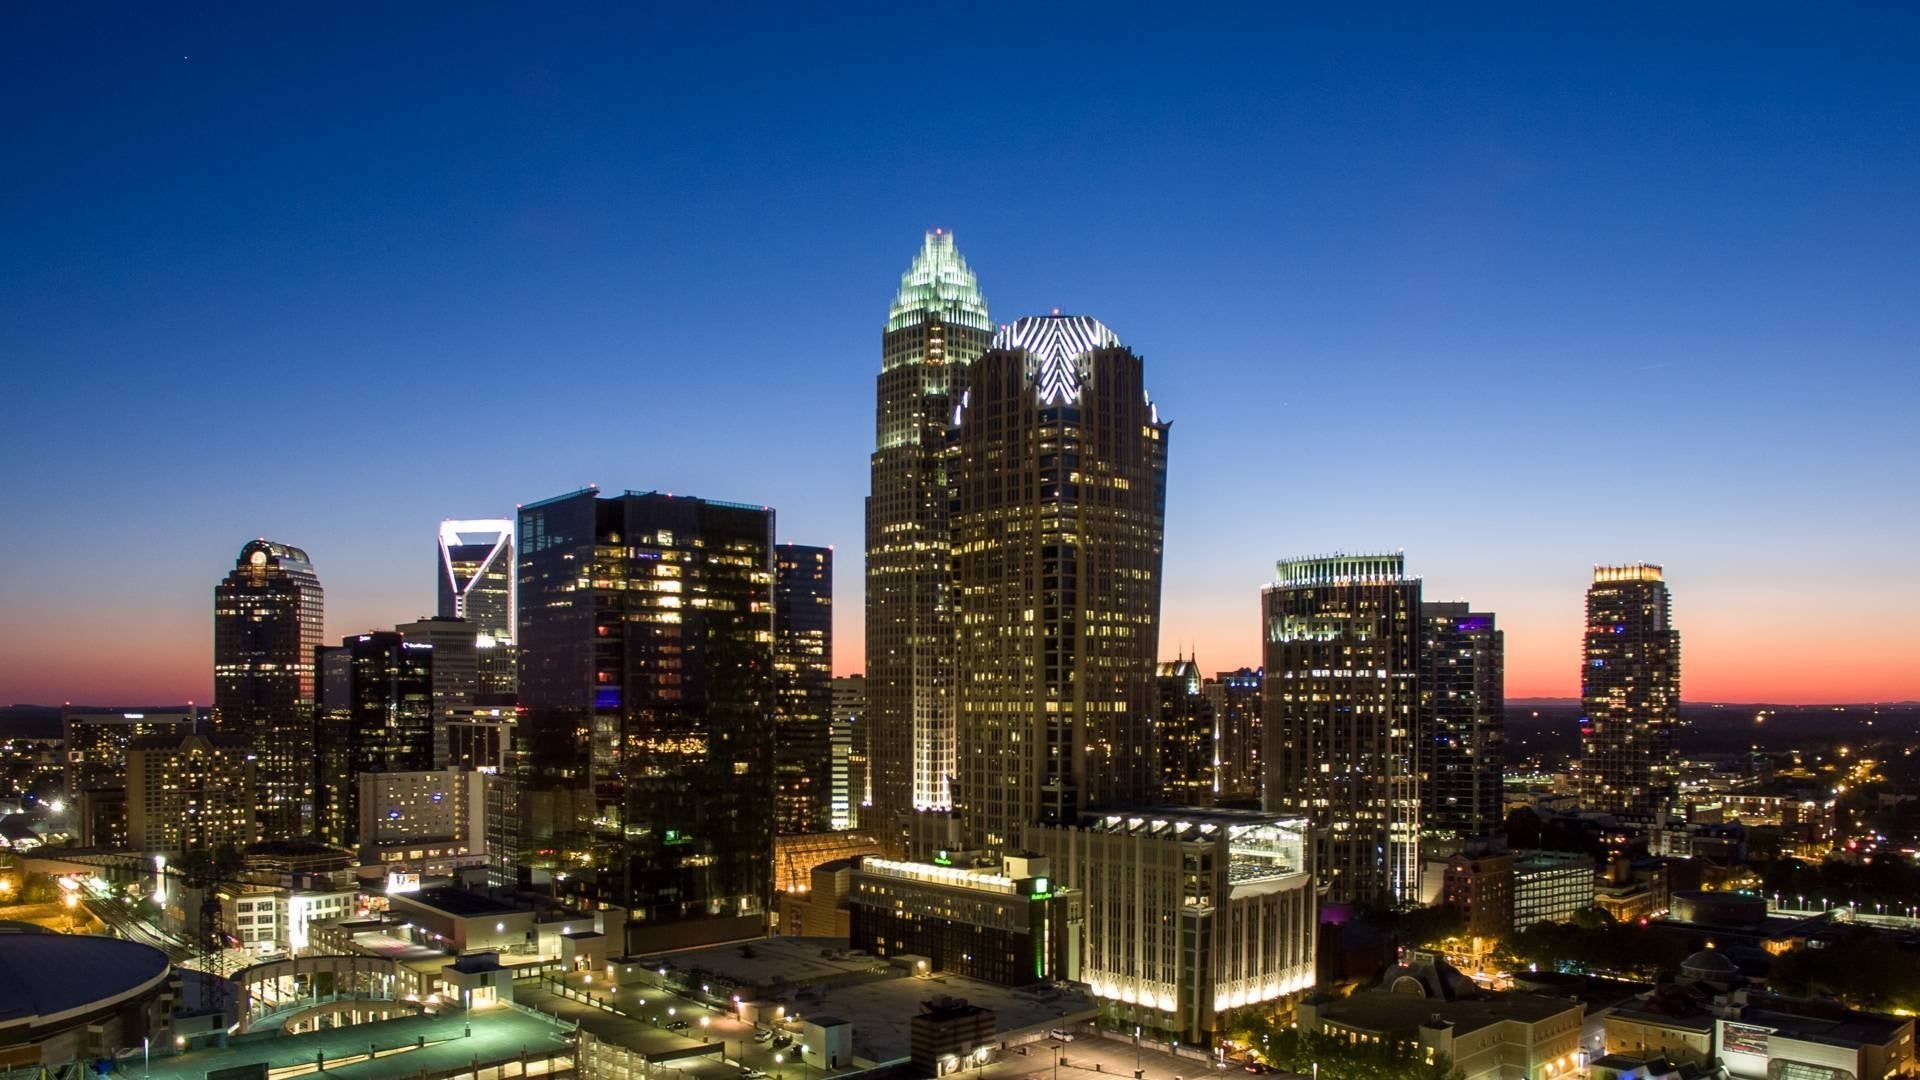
[[1079, 806, 1309, 833], [141, 1006, 571, 1080], [0, 929, 171, 1028], [1738, 995, 1912, 1049], [1512, 849, 1597, 872], [1314, 989, 1581, 1037], [395, 886, 527, 919]]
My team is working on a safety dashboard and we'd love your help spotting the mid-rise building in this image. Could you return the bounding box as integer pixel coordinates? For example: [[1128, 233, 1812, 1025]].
[[213, 539, 324, 839], [1579, 565, 1681, 814], [1204, 668, 1263, 805], [1155, 658, 1216, 806], [1511, 850, 1596, 930], [436, 519, 516, 699], [1420, 603, 1505, 841], [356, 767, 487, 879], [126, 733, 256, 853], [313, 632, 435, 848], [1028, 809, 1316, 1043], [1440, 849, 1516, 940], [63, 708, 198, 846], [517, 487, 775, 946], [849, 854, 1077, 987], [1263, 554, 1423, 906], [951, 314, 1170, 854], [774, 544, 834, 835], [866, 230, 993, 849]]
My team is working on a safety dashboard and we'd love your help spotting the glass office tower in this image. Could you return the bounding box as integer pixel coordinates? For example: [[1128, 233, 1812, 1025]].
[[214, 539, 324, 839], [1419, 602, 1505, 841], [314, 631, 435, 847], [774, 544, 834, 835], [438, 518, 516, 698]]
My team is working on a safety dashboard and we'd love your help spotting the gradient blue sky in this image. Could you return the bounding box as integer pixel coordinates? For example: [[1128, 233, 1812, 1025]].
[[3, 5, 1917, 705]]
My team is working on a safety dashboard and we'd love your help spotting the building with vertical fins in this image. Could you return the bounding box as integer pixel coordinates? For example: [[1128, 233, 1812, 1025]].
[[1155, 658, 1216, 806], [1420, 602, 1506, 841], [951, 313, 1170, 855], [1579, 564, 1681, 814], [774, 544, 834, 835], [517, 487, 776, 949], [866, 229, 992, 851], [1262, 554, 1422, 906], [437, 519, 516, 699], [213, 539, 324, 840]]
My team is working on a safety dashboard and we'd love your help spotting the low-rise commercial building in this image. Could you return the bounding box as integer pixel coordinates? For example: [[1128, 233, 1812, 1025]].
[[1028, 809, 1316, 1043], [388, 887, 534, 954], [849, 854, 1075, 986]]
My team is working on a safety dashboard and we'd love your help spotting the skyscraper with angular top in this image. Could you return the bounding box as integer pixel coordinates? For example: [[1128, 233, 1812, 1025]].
[[950, 313, 1170, 855], [437, 519, 516, 699], [213, 538, 324, 839], [1578, 564, 1681, 814], [1262, 554, 1422, 906], [866, 229, 992, 851]]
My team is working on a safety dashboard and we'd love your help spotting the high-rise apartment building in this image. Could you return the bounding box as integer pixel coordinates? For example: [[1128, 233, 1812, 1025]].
[[1420, 603, 1505, 841], [314, 632, 435, 847], [126, 733, 256, 854], [517, 487, 776, 946], [1263, 554, 1422, 906], [214, 539, 324, 839], [1155, 658, 1216, 806], [1204, 668, 1263, 805], [951, 314, 1170, 854], [774, 544, 834, 835], [437, 519, 516, 699], [866, 230, 993, 850], [1579, 565, 1681, 814]]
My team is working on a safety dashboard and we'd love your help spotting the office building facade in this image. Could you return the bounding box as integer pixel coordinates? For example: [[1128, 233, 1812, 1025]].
[[517, 488, 776, 943], [126, 733, 256, 853], [1512, 850, 1596, 930], [398, 616, 479, 722], [437, 519, 517, 699], [950, 314, 1170, 854], [830, 675, 868, 830], [313, 632, 435, 848], [213, 539, 324, 839], [1420, 603, 1506, 841], [866, 230, 993, 849], [1205, 668, 1263, 805], [1155, 658, 1216, 806], [774, 544, 834, 835], [1579, 565, 1681, 814], [1263, 554, 1422, 906], [849, 854, 1078, 987], [1029, 810, 1316, 1043]]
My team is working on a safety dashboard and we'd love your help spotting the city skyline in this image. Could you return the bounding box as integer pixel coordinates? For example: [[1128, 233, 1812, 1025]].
[[4, 9, 1917, 707]]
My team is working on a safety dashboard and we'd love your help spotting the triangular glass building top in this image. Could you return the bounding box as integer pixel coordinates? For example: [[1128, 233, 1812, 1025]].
[[887, 229, 992, 333]]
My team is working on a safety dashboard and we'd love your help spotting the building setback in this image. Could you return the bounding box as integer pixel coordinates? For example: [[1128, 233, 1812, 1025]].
[[866, 230, 993, 850], [1263, 554, 1423, 906], [1420, 602, 1506, 841], [950, 314, 1170, 854], [1579, 565, 1681, 814], [517, 487, 775, 946], [213, 539, 324, 839], [774, 544, 834, 835]]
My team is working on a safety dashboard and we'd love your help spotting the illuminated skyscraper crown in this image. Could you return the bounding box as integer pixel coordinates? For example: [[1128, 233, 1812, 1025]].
[[991, 314, 1122, 406], [1593, 563, 1663, 584], [886, 229, 991, 333]]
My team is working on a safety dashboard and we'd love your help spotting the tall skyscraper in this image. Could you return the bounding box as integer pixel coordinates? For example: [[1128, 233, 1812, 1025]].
[[1155, 658, 1216, 806], [866, 229, 992, 850], [437, 519, 516, 699], [774, 544, 834, 835], [1204, 668, 1263, 805], [398, 616, 479, 721], [1419, 602, 1505, 841], [213, 539, 324, 839], [1578, 564, 1681, 814], [313, 631, 436, 847], [1263, 554, 1422, 906], [517, 487, 776, 946], [951, 313, 1170, 854]]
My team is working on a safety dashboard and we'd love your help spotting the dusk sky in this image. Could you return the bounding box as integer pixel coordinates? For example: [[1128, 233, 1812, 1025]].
[[3, 6, 1916, 706]]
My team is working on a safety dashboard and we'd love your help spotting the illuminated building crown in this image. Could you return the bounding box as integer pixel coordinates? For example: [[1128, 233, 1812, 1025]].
[[887, 229, 991, 333], [991, 314, 1122, 406]]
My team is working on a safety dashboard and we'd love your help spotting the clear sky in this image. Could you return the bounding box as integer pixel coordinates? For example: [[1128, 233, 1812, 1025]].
[[3, 6, 1916, 706]]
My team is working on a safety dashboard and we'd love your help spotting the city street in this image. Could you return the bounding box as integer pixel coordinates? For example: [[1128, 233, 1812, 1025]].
[[978, 1037, 1264, 1080]]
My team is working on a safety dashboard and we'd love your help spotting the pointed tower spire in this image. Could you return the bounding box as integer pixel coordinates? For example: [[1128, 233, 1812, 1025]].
[[887, 229, 991, 333]]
